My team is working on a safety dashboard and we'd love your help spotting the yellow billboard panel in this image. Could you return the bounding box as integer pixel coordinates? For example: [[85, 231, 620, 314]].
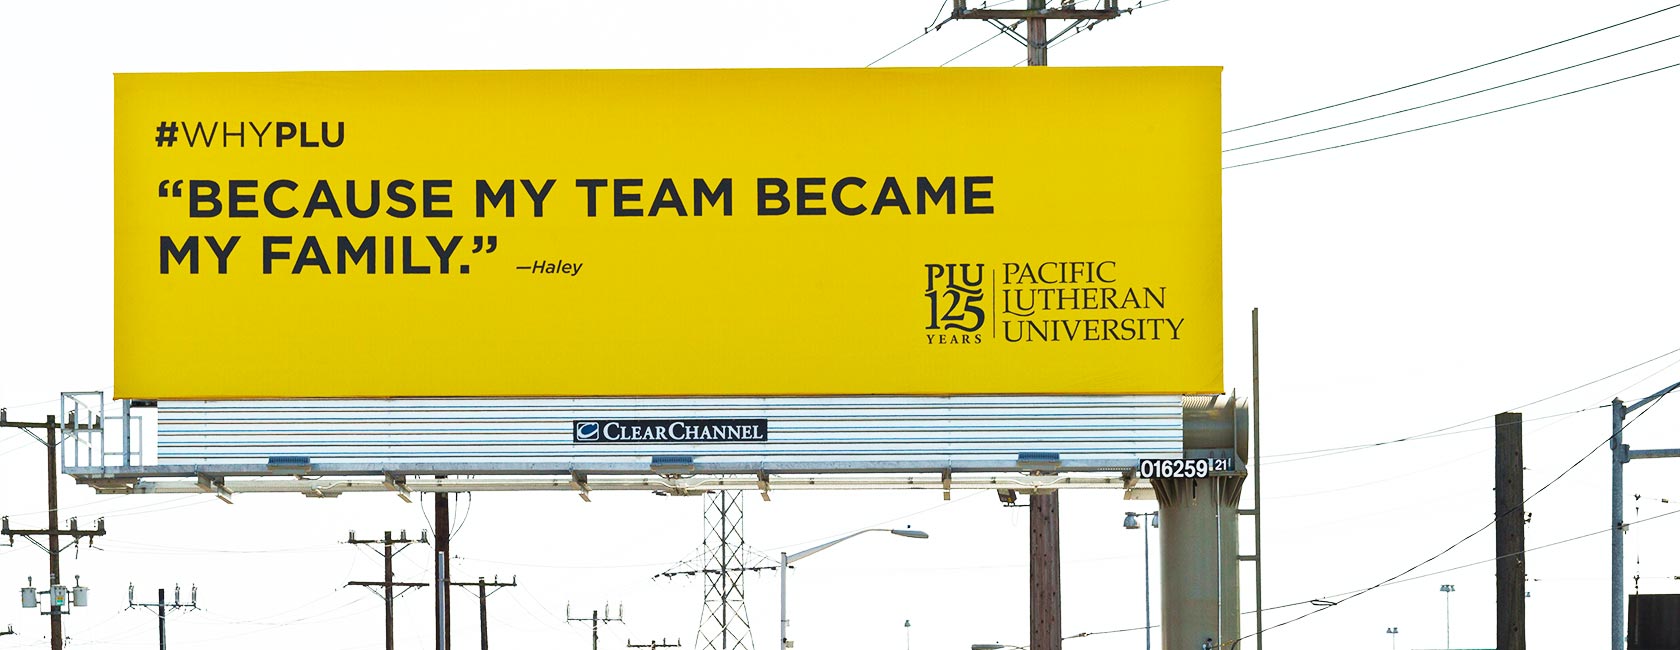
[[114, 68, 1221, 399]]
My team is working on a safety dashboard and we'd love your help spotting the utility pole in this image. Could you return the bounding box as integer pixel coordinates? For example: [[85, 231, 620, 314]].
[[942, 4, 1131, 646], [948, 0, 1130, 67], [568, 603, 625, 650], [628, 640, 681, 649], [348, 530, 431, 650], [1, 412, 107, 650], [127, 584, 198, 650], [449, 576, 515, 650], [1495, 413, 1526, 650], [1610, 379, 1680, 650]]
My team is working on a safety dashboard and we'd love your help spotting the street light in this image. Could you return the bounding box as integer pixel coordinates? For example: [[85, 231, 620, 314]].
[[1124, 511, 1160, 650], [1386, 626, 1398, 650], [779, 527, 928, 649], [1440, 584, 1456, 649]]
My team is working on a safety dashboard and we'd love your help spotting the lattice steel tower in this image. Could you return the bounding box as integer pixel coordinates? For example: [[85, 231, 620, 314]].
[[696, 490, 754, 650]]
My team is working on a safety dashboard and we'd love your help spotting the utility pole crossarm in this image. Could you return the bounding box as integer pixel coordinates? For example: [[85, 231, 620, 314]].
[[956, 8, 1126, 19], [952, 0, 1129, 20], [350, 581, 431, 588]]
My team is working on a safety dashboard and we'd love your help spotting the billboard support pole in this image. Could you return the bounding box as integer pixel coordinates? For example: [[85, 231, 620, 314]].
[[435, 488, 451, 650], [1029, 488, 1062, 650]]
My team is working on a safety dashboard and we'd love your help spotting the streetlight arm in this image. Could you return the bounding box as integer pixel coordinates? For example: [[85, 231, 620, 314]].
[[786, 529, 896, 564], [1628, 380, 1680, 413]]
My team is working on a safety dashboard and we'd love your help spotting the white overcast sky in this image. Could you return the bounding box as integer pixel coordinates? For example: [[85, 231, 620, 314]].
[[5, 1, 1680, 649]]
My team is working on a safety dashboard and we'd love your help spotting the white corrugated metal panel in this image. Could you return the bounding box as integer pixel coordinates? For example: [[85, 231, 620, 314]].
[[152, 395, 1181, 474]]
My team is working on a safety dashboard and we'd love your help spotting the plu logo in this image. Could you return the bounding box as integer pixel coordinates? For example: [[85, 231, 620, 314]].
[[575, 422, 601, 441]]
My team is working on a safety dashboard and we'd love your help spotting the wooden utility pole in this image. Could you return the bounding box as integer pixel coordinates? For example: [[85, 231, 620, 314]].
[[1030, 491, 1061, 650], [1, 413, 107, 650], [568, 604, 625, 650], [450, 576, 516, 650], [349, 530, 430, 650], [1496, 413, 1526, 650], [948, 0, 1129, 67], [127, 584, 199, 650]]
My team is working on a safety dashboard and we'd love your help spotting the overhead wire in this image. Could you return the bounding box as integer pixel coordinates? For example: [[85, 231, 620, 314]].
[[1224, 57, 1680, 169], [943, 26, 1013, 66], [867, 0, 958, 67], [1223, 2, 1680, 134], [1224, 31, 1680, 153], [1265, 344, 1680, 462]]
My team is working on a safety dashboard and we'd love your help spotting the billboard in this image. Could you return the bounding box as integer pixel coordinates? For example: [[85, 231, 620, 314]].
[[114, 68, 1222, 399]]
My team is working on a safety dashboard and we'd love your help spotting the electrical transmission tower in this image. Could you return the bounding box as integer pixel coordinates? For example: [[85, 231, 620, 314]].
[[347, 530, 431, 650], [694, 491, 755, 650], [451, 576, 515, 650], [2, 411, 107, 650], [566, 603, 624, 650], [127, 583, 198, 650]]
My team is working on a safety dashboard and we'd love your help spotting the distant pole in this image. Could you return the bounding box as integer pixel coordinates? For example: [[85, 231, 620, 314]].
[[349, 530, 430, 650], [479, 582, 488, 650], [449, 576, 516, 650], [1495, 413, 1526, 650], [158, 588, 167, 650], [1441, 584, 1456, 649], [568, 604, 624, 650], [127, 582, 198, 650], [778, 552, 789, 648]]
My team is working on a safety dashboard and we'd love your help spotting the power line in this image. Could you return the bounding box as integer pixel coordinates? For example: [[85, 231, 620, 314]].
[[1224, 57, 1680, 169], [1223, 2, 1680, 134], [867, 0, 959, 67], [1266, 405, 1601, 466], [1266, 344, 1680, 462], [1225, 31, 1680, 153], [943, 25, 1012, 66]]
